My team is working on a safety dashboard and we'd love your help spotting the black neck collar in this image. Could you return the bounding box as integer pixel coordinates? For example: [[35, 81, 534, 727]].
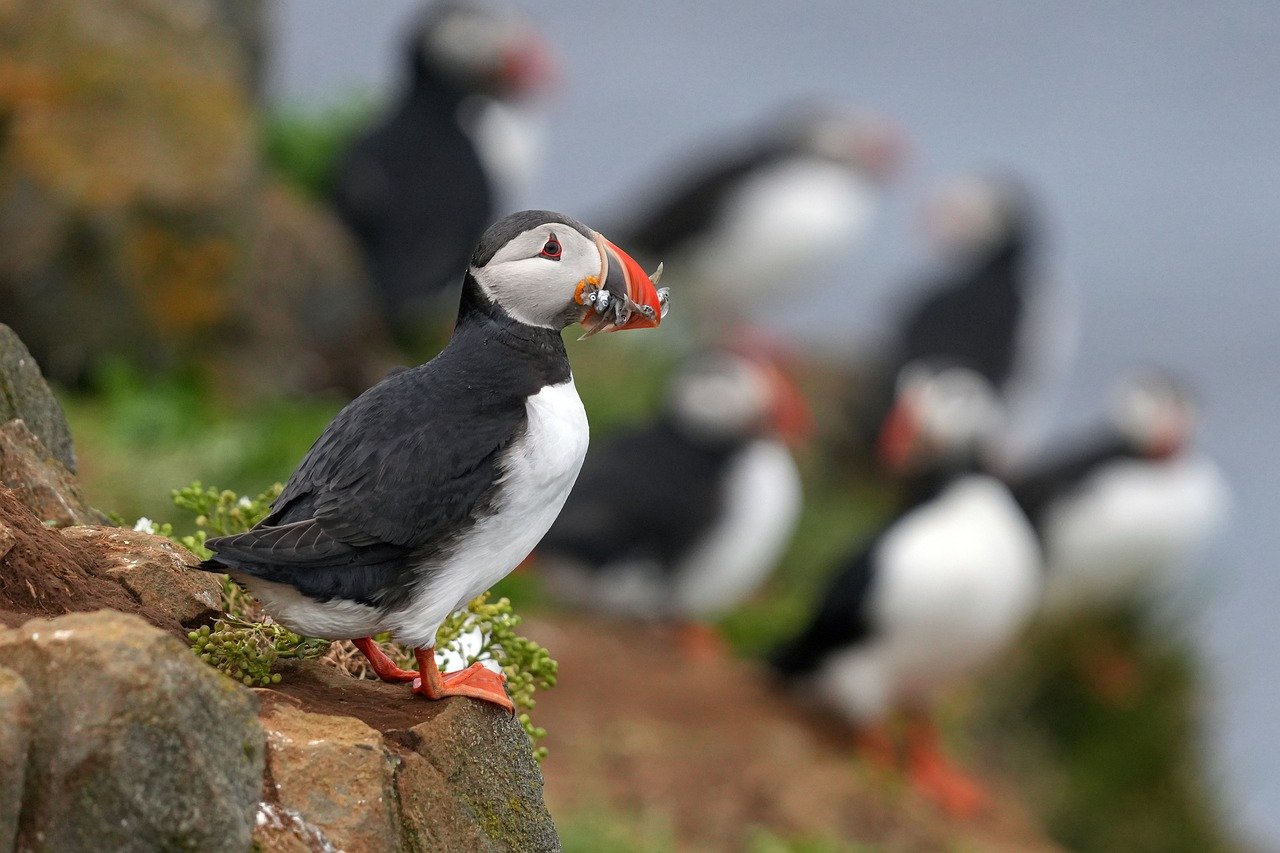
[[452, 274, 570, 368]]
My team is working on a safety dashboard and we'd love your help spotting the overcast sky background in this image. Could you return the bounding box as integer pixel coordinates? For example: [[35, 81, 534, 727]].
[[269, 2, 1280, 843]]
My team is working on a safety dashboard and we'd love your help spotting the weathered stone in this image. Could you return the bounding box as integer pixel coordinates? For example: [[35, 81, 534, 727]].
[[394, 746, 492, 851], [61, 525, 223, 631], [0, 666, 32, 852], [409, 698, 560, 851], [0, 420, 101, 526], [0, 611, 263, 852], [0, 0, 258, 384], [0, 326, 75, 472], [261, 700, 401, 852]]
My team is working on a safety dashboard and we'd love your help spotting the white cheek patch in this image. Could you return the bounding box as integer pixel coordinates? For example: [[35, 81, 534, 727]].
[[474, 227, 602, 328]]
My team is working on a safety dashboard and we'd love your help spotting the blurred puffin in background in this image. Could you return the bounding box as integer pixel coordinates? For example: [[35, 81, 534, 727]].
[[536, 347, 811, 657], [201, 210, 667, 712], [854, 175, 1071, 462], [610, 105, 905, 331], [332, 0, 556, 342], [771, 363, 1042, 817], [1009, 369, 1229, 616]]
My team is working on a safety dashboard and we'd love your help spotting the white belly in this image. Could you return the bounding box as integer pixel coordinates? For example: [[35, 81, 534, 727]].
[[673, 440, 802, 618], [687, 158, 876, 304], [817, 476, 1043, 722], [390, 378, 589, 647], [1040, 454, 1230, 614]]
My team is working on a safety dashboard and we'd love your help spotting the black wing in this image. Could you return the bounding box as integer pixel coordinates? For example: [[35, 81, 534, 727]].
[[331, 92, 492, 315], [204, 346, 529, 605], [538, 421, 739, 573], [769, 533, 884, 677], [618, 140, 792, 262], [1008, 432, 1137, 532]]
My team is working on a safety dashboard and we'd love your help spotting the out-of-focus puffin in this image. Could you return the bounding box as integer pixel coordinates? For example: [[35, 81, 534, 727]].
[[1009, 369, 1229, 615], [856, 176, 1070, 458], [771, 363, 1042, 817], [535, 349, 810, 653], [612, 106, 904, 322], [332, 1, 555, 339], [200, 210, 667, 711]]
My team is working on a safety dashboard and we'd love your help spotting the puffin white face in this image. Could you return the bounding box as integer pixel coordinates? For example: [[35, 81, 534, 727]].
[[419, 1, 553, 98], [1110, 370, 1196, 457], [926, 176, 1016, 256], [469, 212, 667, 333], [879, 364, 1004, 472], [667, 352, 811, 444]]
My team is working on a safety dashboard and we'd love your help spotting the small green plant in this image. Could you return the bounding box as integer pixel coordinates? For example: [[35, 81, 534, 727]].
[[435, 592, 559, 759], [154, 481, 558, 756]]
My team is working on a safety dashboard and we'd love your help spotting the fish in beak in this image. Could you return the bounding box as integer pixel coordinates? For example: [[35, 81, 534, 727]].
[[577, 234, 669, 337]]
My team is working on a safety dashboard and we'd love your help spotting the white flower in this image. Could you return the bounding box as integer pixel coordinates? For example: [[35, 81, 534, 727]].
[[132, 517, 156, 534], [238, 496, 253, 508]]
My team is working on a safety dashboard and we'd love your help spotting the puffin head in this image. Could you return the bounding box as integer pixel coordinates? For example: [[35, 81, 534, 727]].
[[877, 362, 1004, 474], [783, 104, 907, 184], [664, 350, 811, 446], [469, 210, 669, 334], [410, 0, 556, 99], [1110, 369, 1197, 459], [925, 174, 1035, 258]]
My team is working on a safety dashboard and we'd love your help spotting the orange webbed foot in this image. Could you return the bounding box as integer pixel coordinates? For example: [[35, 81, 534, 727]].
[[674, 621, 729, 662], [410, 648, 514, 713], [905, 714, 990, 819]]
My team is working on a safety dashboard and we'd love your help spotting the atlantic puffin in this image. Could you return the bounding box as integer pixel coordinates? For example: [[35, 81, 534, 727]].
[[200, 210, 668, 711], [771, 363, 1042, 817], [1009, 369, 1229, 615], [855, 175, 1067, 458], [611, 105, 903, 323], [535, 348, 809, 653], [331, 1, 555, 339]]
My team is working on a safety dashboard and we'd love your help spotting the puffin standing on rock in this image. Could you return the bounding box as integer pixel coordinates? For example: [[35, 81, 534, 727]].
[[200, 211, 668, 711], [771, 364, 1042, 817], [535, 348, 810, 655]]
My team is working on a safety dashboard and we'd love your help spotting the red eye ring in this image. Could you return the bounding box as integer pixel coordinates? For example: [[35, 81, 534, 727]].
[[539, 233, 562, 260]]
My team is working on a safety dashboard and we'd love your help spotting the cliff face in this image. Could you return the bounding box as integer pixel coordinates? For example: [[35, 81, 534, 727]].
[[0, 329, 560, 852]]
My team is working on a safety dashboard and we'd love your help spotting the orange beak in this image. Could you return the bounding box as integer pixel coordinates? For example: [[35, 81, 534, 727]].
[[876, 394, 919, 473], [764, 364, 813, 447], [578, 234, 668, 336]]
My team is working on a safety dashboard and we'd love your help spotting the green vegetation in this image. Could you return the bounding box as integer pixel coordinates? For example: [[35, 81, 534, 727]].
[[260, 100, 378, 199]]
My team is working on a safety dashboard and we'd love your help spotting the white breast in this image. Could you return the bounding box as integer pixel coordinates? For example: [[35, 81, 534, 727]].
[[391, 378, 589, 647], [686, 158, 876, 304], [816, 476, 1043, 722], [1040, 454, 1230, 614], [672, 439, 802, 618]]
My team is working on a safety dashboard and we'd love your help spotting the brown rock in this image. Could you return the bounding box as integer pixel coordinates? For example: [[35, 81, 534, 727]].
[[0, 0, 260, 384], [0, 419, 101, 526], [0, 488, 217, 637], [0, 325, 75, 472], [0, 666, 32, 851], [261, 700, 401, 852], [0, 611, 263, 852], [259, 659, 561, 850], [61, 525, 223, 631]]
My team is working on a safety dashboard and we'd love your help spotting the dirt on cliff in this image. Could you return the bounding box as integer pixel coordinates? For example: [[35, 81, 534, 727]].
[[524, 615, 1058, 851]]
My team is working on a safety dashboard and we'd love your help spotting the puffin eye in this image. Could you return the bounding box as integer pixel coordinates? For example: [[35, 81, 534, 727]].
[[539, 234, 562, 260]]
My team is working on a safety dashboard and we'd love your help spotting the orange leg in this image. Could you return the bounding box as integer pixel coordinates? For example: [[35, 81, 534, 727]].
[[411, 647, 515, 714], [674, 621, 729, 662], [853, 723, 899, 773], [352, 637, 418, 683], [904, 712, 989, 819]]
